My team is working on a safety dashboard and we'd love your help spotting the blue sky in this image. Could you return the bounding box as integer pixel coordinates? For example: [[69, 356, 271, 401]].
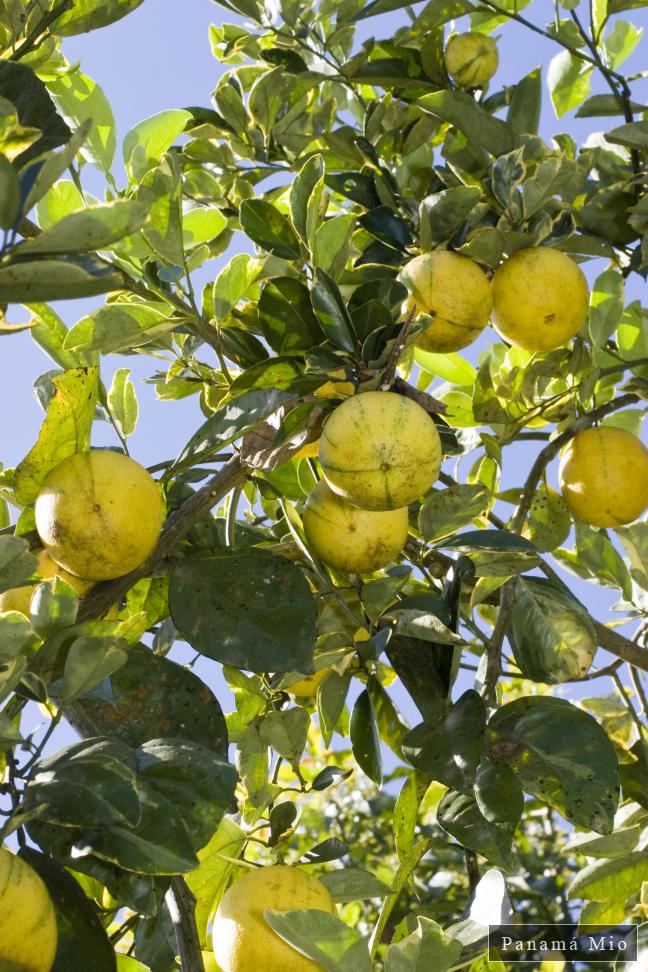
[[3, 0, 648, 756]]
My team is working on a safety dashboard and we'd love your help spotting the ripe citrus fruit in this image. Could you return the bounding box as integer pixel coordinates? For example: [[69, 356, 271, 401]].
[[0, 549, 94, 617], [303, 480, 409, 574], [0, 847, 58, 972], [287, 668, 329, 698], [491, 248, 589, 352], [212, 864, 336, 972], [444, 31, 499, 88], [559, 426, 648, 528], [399, 251, 492, 353], [319, 391, 442, 510], [35, 450, 164, 581]]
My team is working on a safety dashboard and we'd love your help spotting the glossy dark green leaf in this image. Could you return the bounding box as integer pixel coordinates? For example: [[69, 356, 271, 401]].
[[0, 155, 21, 229], [0, 256, 125, 303], [301, 837, 349, 864], [19, 847, 117, 972], [403, 691, 486, 792], [418, 186, 482, 250], [359, 206, 411, 250], [0, 61, 70, 166], [317, 672, 351, 748], [350, 687, 383, 785], [134, 738, 237, 851], [437, 789, 515, 870], [269, 801, 299, 845], [310, 269, 357, 352], [311, 765, 353, 791], [169, 549, 317, 673], [239, 199, 301, 259], [437, 530, 536, 552], [258, 277, 324, 354], [76, 645, 229, 757], [290, 154, 324, 244], [474, 759, 524, 828], [488, 696, 620, 834]]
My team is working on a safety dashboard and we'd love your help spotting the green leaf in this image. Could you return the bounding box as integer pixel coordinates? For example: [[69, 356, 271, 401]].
[[213, 253, 265, 320], [570, 849, 648, 905], [437, 789, 515, 869], [259, 706, 310, 771], [576, 93, 644, 117], [65, 302, 173, 354], [507, 577, 597, 683], [319, 867, 391, 903], [239, 199, 301, 260], [36, 180, 86, 230], [0, 611, 38, 660], [135, 153, 184, 264], [19, 200, 147, 255], [290, 154, 325, 245], [419, 485, 489, 542], [265, 909, 372, 972], [75, 645, 229, 756], [418, 187, 482, 250], [310, 269, 357, 352], [30, 575, 79, 637], [108, 368, 138, 438], [474, 759, 524, 827], [0, 154, 20, 229], [589, 268, 624, 346], [0, 537, 37, 595], [417, 89, 515, 156], [169, 549, 317, 673], [606, 119, 648, 150], [183, 207, 227, 248], [385, 916, 463, 972], [27, 303, 89, 369], [19, 847, 117, 972], [521, 481, 571, 552], [318, 672, 351, 748], [185, 816, 246, 947], [604, 18, 643, 68], [488, 696, 620, 833], [350, 687, 383, 785], [14, 366, 98, 504], [438, 529, 536, 552], [123, 109, 191, 176], [175, 387, 294, 466], [62, 636, 128, 702], [48, 70, 116, 172], [134, 738, 237, 852], [547, 51, 593, 117], [0, 255, 124, 303], [53, 0, 145, 35], [259, 277, 324, 354], [0, 61, 71, 167], [403, 691, 486, 792], [507, 66, 542, 135], [22, 123, 90, 213], [313, 214, 356, 275], [414, 348, 477, 384]]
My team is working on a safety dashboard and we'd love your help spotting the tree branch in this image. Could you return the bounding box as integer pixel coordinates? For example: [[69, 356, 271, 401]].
[[480, 580, 514, 703], [166, 878, 205, 972], [392, 377, 447, 415], [9, 0, 73, 60]]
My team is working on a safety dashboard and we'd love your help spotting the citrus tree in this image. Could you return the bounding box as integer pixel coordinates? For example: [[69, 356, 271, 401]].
[[1, 0, 648, 969]]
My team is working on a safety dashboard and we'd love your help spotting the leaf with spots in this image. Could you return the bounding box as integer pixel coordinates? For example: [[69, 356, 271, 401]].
[[14, 366, 99, 504], [487, 696, 619, 834], [169, 549, 317, 673], [73, 645, 228, 758]]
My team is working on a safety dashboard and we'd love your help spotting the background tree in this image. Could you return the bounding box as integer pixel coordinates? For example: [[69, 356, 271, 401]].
[[1, 0, 648, 970]]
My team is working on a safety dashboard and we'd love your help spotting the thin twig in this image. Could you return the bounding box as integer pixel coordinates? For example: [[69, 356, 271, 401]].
[[380, 313, 414, 390], [392, 376, 447, 415], [9, 0, 73, 60], [481, 581, 514, 703]]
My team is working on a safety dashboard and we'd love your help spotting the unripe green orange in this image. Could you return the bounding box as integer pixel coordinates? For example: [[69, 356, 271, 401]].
[[491, 248, 589, 352], [559, 426, 648, 528], [35, 450, 164, 581], [319, 391, 442, 511], [445, 31, 499, 88], [0, 549, 94, 617], [212, 864, 336, 972], [399, 251, 492, 353], [0, 846, 58, 972]]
